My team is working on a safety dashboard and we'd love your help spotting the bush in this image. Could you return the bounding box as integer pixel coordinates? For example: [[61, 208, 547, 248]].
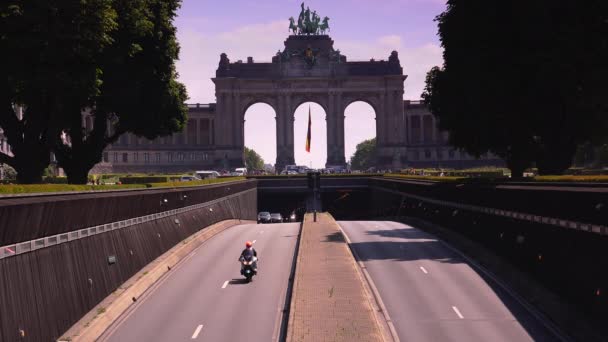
[[0, 184, 146, 194], [119, 176, 171, 184], [148, 177, 245, 188], [533, 175, 608, 182], [0, 176, 245, 194], [43, 176, 68, 184], [384, 174, 464, 182]]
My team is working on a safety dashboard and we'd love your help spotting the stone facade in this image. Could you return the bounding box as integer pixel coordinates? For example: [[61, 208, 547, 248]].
[[97, 104, 217, 173], [93, 34, 503, 173]]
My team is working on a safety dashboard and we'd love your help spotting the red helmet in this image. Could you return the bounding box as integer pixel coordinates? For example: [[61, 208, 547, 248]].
[[245, 241, 253, 248]]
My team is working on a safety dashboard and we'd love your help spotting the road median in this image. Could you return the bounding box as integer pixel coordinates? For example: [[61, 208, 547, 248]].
[[286, 213, 385, 342]]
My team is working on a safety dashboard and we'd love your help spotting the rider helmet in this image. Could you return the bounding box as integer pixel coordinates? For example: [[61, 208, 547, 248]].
[[245, 241, 253, 248]]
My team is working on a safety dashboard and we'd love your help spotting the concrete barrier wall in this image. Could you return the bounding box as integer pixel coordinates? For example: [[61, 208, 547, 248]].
[[372, 178, 608, 227], [370, 187, 608, 333], [0, 180, 255, 246], [0, 186, 256, 342]]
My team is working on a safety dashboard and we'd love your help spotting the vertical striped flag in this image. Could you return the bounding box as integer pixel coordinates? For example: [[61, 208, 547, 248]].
[[305, 106, 311, 152]]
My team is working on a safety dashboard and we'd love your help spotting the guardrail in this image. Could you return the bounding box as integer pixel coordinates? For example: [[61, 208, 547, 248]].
[[375, 186, 607, 236]]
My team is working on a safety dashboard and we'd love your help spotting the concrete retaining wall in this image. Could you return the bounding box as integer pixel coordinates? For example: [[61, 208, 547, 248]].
[[0, 180, 255, 246], [370, 186, 608, 334], [0, 184, 256, 342]]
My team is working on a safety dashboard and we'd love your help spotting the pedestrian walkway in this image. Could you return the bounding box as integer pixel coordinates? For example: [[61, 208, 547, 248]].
[[287, 213, 384, 342]]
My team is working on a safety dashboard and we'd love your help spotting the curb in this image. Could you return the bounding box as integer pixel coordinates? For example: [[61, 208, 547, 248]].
[[277, 219, 303, 341], [285, 216, 307, 342], [58, 219, 251, 342]]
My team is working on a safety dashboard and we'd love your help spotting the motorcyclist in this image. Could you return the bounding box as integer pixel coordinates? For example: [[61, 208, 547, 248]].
[[239, 241, 258, 273]]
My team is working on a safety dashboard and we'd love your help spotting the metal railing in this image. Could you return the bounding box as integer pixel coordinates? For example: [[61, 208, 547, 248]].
[[375, 186, 607, 236], [0, 188, 255, 260]]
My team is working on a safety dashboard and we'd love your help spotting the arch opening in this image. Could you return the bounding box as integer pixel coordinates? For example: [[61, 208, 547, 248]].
[[293, 102, 327, 170], [244, 102, 276, 173], [344, 101, 377, 171]]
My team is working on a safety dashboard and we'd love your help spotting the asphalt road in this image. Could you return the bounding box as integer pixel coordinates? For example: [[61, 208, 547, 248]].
[[339, 220, 562, 342], [102, 222, 299, 342]]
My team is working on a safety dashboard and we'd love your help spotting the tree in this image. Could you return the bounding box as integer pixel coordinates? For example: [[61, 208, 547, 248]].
[[0, 0, 187, 184], [1, 0, 117, 183], [244, 147, 264, 171], [53, 0, 188, 184], [349, 138, 376, 171], [422, 1, 608, 177]]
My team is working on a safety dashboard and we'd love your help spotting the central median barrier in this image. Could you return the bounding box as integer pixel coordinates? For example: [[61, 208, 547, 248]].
[[287, 213, 387, 342], [0, 180, 257, 342]]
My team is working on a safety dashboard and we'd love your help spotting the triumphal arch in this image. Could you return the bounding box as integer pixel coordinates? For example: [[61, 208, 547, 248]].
[[212, 5, 408, 171]]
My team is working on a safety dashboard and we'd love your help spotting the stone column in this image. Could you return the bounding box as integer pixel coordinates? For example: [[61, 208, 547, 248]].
[[208, 119, 213, 145], [395, 90, 405, 144], [377, 92, 386, 145], [326, 92, 345, 167], [420, 115, 426, 144], [336, 98, 346, 165], [195, 119, 200, 145], [275, 95, 285, 170], [284, 95, 295, 166]]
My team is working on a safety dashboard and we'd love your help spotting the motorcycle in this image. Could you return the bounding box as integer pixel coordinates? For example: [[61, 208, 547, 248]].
[[239, 256, 258, 282]]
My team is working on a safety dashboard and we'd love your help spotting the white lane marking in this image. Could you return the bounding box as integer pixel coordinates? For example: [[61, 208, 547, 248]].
[[252, 240, 257, 243], [419, 266, 428, 274], [221, 280, 229, 289], [452, 306, 464, 319], [191, 324, 203, 339]]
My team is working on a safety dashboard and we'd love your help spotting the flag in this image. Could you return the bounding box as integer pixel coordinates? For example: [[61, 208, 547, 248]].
[[305, 106, 311, 153]]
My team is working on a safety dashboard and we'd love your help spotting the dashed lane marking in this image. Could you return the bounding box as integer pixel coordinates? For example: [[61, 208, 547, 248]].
[[420, 266, 428, 274], [452, 306, 464, 319], [221, 280, 229, 289], [191, 324, 203, 339]]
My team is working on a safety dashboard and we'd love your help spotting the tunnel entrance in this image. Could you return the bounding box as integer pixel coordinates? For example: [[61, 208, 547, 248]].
[[257, 188, 373, 222]]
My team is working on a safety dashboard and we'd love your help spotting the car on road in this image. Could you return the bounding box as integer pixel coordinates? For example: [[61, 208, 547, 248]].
[[257, 212, 271, 224], [270, 213, 283, 223], [180, 175, 200, 181]]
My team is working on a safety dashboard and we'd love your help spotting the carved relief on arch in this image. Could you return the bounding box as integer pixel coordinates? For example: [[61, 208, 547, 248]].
[[288, 93, 329, 116], [239, 95, 279, 118]]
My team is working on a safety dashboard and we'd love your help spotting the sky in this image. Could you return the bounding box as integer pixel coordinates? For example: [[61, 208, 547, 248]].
[[174, 0, 446, 168]]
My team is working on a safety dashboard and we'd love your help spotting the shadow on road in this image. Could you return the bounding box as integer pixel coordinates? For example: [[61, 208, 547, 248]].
[[324, 231, 346, 243], [228, 278, 250, 285], [341, 220, 563, 341]]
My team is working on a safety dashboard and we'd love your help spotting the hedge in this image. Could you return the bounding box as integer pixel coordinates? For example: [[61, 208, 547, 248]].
[[384, 174, 464, 182], [42, 176, 68, 184], [533, 175, 608, 182], [0, 177, 245, 195], [147, 177, 245, 188], [0, 184, 146, 194]]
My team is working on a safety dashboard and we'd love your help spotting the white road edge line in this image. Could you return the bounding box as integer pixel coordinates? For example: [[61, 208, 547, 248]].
[[452, 306, 464, 319], [338, 223, 401, 342], [191, 324, 203, 339], [419, 266, 428, 274], [221, 280, 229, 289]]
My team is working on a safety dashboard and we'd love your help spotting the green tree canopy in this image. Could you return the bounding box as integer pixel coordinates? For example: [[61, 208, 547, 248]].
[[349, 138, 376, 171], [422, 0, 608, 177], [54, 0, 188, 184], [0, 0, 188, 184], [1, 0, 118, 183], [244, 147, 264, 171]]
